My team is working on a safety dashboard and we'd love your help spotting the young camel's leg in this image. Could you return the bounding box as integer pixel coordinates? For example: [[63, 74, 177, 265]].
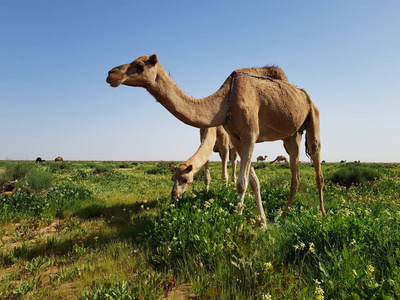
[[219, 147, 229, 184], [204, 160, 211, 191], [281, 132, 302, 218], [200, 128, 211, 191], [306, 104, 326, 216], [249, 166, 267, 225], [230, 149, 238, 183]]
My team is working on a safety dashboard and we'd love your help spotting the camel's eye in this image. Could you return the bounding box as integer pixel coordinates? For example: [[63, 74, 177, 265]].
[[136, 64, 144, 73]]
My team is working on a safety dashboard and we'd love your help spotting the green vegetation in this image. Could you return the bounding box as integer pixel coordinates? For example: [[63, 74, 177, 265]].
[[26, 170, 53, 195], [329, 163, 381, 187], [0, 161, 399, 299]]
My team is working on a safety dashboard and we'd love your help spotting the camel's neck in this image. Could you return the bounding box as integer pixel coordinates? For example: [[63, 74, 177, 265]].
[[146, 66, 230, 128], [186, 127, 217, 173]]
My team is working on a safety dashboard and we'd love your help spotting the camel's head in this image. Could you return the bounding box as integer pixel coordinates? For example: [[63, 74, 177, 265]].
[[171, 164, 194, 198], [106, 54, 159, 88]]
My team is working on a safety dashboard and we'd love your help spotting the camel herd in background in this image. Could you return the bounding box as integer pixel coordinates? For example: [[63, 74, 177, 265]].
[[35, 156, 63, 163]]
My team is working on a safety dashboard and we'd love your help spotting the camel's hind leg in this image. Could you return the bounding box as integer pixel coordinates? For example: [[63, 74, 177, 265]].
[[282, 132, 302, 218], [306, 104, 326, 217]]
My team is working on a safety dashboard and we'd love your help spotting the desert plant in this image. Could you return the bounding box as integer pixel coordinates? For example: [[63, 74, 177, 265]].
[[145, 167, 169, 175], [329, 163, 381, 187], [3, 161, 33, 181], [26, 170, 53, 195], [93, 164, 114, 175]]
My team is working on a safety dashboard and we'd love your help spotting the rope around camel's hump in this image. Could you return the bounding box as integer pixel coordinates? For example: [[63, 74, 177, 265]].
[[224, 72, 311, 125], [224, 72, 283, 125]]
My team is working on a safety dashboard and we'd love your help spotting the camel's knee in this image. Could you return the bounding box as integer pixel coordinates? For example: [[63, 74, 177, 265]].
[[316, 173, 324, 188], [291, 176, 301, 191], [236, 178, 247, 195], [308, 140, 321, 156]]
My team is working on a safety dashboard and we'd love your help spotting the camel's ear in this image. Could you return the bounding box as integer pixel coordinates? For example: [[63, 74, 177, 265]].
[[185, 165, 193, 173], [148, 54, 158, 66]]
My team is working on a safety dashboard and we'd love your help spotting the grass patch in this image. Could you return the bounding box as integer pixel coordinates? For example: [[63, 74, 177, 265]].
[[0, 161, 399, 299]]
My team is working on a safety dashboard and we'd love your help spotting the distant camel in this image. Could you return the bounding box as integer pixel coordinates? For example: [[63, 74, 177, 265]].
[[107, 54, 326, 225], [35, 157, 44, 163], [171, 126, 237, 198], [257, 155, 268, 163], [270, 155, 288, 163], [55, 156, 63, 162], [321, 160, 326, 164], [340, 160, 346, 163]]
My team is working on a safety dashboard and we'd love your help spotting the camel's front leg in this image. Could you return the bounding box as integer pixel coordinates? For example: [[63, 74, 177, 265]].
[[234, 136, 256, 215], [230, 135, 266, 226]]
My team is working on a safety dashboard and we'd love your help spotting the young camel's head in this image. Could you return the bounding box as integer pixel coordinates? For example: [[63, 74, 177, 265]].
[[171, 164, 194, 199], [106, 54, 159, 88]]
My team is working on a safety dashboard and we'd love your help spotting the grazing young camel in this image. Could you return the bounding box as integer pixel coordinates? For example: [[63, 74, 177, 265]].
[[270, 155, 289, 164], [171, 126, 237, 198], [257, 155, 268, 163], [106, 54, 326, 225]]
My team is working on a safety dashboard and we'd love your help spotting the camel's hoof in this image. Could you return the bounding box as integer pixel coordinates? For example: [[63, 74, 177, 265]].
[[254, 219, 267, 229]]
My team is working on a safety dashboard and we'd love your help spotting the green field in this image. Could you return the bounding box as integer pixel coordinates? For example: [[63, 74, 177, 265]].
[[1, 160, 400, 299]]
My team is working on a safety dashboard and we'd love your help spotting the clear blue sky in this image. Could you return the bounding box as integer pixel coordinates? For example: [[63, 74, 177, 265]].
[[1, 1, 399, 162]]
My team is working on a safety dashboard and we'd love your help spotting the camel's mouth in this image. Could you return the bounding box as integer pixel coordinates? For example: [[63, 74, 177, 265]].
[[106, 77, 121, 87]]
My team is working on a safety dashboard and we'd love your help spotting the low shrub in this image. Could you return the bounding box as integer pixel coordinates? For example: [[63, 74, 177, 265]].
[[93, 165, 114, 175], [145, 168, 168, 175], [0, 184, 94, 220], [145, 162, 176, 175], [3, 161, 33, 181], [26, 170, 53, 195], [329, 163, 381, 187]]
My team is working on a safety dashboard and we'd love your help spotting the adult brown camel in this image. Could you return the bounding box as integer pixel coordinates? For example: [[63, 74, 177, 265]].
[[270, 155, 289, 164], [55, 156, 63, 162], [171, 126, 237, 198], [106, 54, 326, 225], [257, 155, 268, 163]]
